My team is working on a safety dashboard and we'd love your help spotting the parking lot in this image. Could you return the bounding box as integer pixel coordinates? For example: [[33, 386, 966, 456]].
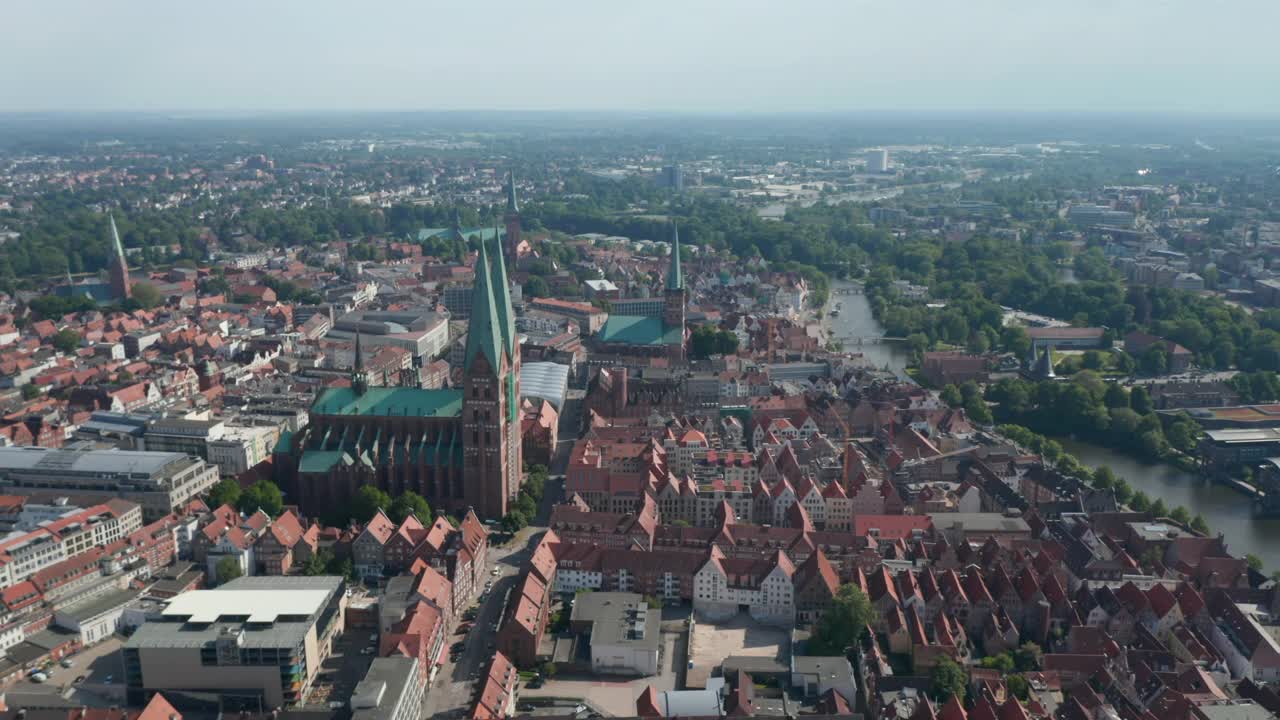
[[6, 636, 126, 706], [304, 626, 377, 708], [688, 613, 788, 688]]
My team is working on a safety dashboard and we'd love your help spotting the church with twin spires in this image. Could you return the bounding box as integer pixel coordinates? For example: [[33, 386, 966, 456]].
[[276, 208, 522, 521]]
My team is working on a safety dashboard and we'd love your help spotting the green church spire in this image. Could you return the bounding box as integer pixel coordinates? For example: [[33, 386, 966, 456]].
[[666, 222, 683, 291], [506, 171, 519, 214], [490, 218, 516, 357], [463, 229, 505, 374]]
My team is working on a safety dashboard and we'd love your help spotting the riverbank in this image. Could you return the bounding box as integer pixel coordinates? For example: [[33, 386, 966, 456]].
[[1057, 437, 1280, 567]]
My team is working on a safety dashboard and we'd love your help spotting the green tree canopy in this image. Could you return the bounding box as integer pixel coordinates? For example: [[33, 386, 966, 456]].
[[237, 479, 284, 518], [807, 584, 872, 655], [216, 556, 243, 585], [207, 478, 242, 509]]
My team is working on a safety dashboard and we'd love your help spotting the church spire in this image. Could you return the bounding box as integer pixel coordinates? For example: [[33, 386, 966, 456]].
[[107, 212, 132, 300], [109, 212, 126, 263], [463, 227, 505, 374], [666, 222, 683, 291], [352, 331, 368, 395], [506, 171, 519, 214], [489, 218, 516, 359]]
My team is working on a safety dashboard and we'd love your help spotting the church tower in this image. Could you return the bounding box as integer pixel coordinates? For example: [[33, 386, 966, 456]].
[[663, 222, 687, 361], [351, 332, 368, 395], [503, 171, 521, 264], [462, 229, 521, 519], [108, 213, 132, 300]]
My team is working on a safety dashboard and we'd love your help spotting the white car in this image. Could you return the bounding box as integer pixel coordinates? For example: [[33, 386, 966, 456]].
[[491, 568, 501, 576], [30, 672, 48, 684]]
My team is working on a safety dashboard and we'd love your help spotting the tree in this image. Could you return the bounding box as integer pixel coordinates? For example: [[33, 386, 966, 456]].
[[207, 478, 243, 509], [524, 276, 550, 298], [303, 548, 335, 576], [808, 584, 872, 655], [539, 661, 558, 678], [352, 485, 392, 524], [1170, 506, 1192, 526], [1140, 344, 1169, 376], [1246, 554, 1265, 572], [1092, 466, 1117, 490], [389, 491, 432, 525], [1006, 674, 1030, 701], [1114, 352, 1136, 375], [1130, 386, 1153, 414], [979, 653, 1014, 673], [21, 384, 41, 400], [965, 397, 994, 425], [1001, 326, 1031, 358], [131, 282, 162, 309], [216, 556, 243, 585], [501, 510, 527, 533], [1014, 642, 1042, 671], [1190, 514, 1210, 535], [52, 329, 81, 353], [237, 479, 284, 518], [1130, 491, 1151, 512], [940, 384, 963, 408], [930, 656, 967, 702], [689, 324, 739, 359], [1103, 383, 1129, 409]]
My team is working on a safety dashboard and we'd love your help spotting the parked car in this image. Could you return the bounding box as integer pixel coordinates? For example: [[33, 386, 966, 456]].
[[60, 659, 74, 668], [328, 702, 345, 710]]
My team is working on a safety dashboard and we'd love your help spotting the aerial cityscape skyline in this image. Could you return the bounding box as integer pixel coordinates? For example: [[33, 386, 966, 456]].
[[5, 4, 1280, 720]]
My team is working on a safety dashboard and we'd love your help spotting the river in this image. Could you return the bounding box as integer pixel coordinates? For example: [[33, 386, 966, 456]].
[[1056, 437, 1280, 567], [819, 282, 1280, 564], [825, 282, 912, 374]]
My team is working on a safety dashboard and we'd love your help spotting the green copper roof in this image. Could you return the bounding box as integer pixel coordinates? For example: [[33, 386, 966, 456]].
[[109, 213, 126, 263], [416, 226, 503, 243], [272, 430, 293, 455], [298, 449, 351, 474], [506, 171, 519, 213], [312, 387, 463, 417], [489, 222, 516, 358], [597, 315, 684, 346], [464, 231, 506, 373], [666, 222, 683, 291]]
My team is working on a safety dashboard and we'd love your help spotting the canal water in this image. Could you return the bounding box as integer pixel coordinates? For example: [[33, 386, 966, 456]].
[[1056, 437, 1280, 568], [826, 282, 912, 374]]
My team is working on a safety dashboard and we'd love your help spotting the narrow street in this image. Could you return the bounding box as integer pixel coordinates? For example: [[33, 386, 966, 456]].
[[419, 389, 579, 717]]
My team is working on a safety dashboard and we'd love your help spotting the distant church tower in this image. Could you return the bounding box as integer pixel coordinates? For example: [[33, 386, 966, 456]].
[[462, 228, 522, 519], [503, 171, 521, 263], [664, 223, 687, 361], [108, 213, 132, 300], [351, 332, 369, 395]]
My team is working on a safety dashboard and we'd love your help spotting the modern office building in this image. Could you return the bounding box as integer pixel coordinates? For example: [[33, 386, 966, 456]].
[[123, 576, 347, 711], [0, 447, 219, 521], [865, 149, 889, 173]]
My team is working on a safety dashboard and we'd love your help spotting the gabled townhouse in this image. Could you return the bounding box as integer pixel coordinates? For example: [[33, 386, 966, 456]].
[[693, 546, 795, 626], [352, 510, 397, 579]]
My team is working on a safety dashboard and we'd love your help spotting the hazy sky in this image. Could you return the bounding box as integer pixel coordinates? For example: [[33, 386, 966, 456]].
[[6, 0, 1279, 114]]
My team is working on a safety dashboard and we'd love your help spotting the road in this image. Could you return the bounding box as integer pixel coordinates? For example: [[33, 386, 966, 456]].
[[420, 389, 579, 717], [422, 530, 547, 718]]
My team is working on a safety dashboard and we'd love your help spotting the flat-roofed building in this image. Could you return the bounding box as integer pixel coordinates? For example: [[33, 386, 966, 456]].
[[351, 656, 423, 720], [569, 591, 661, 676], [0, 447, 219, 521], [123, 576, 347, 711]]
